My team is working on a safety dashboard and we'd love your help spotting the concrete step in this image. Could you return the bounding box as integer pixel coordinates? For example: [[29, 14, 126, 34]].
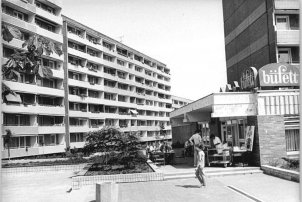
[[164, 168, 263, 180], [164, 167, 260, 176]]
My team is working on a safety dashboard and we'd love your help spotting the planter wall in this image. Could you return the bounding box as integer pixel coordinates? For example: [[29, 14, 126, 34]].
[[261, 165, 299, 182]]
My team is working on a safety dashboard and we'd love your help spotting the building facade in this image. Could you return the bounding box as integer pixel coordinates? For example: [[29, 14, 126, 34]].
[[222, 0, 299, 85], [1, 0, 172, 159], [171, 95, 193, 110], [170, 0, 300, 166], [170, 87, 299, 166]]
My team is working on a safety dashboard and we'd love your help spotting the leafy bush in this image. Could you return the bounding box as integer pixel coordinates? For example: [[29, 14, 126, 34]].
[[83, 126, 143, 167], [281, 157, 299, 171]]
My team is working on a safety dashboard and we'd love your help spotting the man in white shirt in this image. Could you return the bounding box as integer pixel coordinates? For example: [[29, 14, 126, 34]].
[[210, 134, 222, 153], [189, 129, 203, 167]]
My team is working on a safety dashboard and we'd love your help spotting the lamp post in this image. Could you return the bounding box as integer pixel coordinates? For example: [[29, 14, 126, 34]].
[[299, 3, 302, 200]]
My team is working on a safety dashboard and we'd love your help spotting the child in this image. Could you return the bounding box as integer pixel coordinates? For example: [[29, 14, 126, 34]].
[[195, 143, 206, 187]]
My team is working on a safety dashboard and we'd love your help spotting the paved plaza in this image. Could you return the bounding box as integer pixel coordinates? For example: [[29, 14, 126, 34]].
[[1, 169, 299, 202]]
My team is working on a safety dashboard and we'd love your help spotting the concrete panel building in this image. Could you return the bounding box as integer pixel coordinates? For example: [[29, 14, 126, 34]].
[[171, 95, 193, 110], [1, 0, 172, 159], [222, 0, 299, 85]]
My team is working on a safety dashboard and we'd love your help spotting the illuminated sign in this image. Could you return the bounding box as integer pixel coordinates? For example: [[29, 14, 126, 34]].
[[240, 67, 258, 90], [259, 63, 299, 86]]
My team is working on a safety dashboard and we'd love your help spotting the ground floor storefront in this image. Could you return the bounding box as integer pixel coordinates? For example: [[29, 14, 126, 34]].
[[171, 90, 300, 166]]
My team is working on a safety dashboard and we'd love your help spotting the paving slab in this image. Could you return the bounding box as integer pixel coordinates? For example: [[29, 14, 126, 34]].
[[1, 170, 299, 202]]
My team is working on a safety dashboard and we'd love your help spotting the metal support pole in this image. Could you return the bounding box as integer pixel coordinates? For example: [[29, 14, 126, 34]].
[[299, 1, 302, 200]]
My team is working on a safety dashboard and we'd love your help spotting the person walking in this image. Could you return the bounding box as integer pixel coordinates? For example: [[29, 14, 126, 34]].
[[189, 129, 202, 166], [195, 143, 206, 187]]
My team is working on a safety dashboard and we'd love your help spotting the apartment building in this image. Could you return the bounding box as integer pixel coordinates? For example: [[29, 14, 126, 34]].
[[63, 16, 172, 149], [222, 0, 299, 85], [2, 0, 65, 158], [1, 0, 172, 158], [171, 95, 193, 110]]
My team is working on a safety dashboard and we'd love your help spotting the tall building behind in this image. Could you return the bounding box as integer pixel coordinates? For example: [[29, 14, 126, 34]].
[[171, 95, 193, 110], [62, 16, 172, 149], [1, 0, 172, 159], [222, 0, 299, 84]]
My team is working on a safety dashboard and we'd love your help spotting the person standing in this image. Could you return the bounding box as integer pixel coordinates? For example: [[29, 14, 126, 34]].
[[189, 129, 202, 166], [195, 143, 206, 187]]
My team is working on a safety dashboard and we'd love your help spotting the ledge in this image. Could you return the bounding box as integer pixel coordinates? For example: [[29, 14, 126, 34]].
[[261, 165, 299, 182], [1, 164, 87, 175], [72, 161, 164, 189]]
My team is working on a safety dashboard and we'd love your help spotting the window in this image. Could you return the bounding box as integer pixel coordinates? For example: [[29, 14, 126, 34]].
[[285, 129, 299, 152], [117, 59, 125, 66], [3, 114, 30, 126], [13, 10, 24, 20], [278, 48, 291, 63], [70, 133, 84, 142], [276, 16, 289, 30]]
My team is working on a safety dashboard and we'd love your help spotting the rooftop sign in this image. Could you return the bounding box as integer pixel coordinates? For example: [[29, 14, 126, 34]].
[[259, 63, 299, 87], [240, 67, 258, 90]]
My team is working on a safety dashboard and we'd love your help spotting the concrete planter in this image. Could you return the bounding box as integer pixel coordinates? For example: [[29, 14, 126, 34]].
[[72, 160, 164, 189], [261, 165, 299, 182], [1, 164, 87, 175]]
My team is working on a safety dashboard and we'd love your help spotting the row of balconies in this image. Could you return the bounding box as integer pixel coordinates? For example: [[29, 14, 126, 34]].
[[68, 94, 172, 111], [67, 31, 171, 77], [68, 110, 170, 121], [2, 12, 63, 44], [67, 54, 171, 89], [3, 124, 171, 136], [68, 78, 172, 103]]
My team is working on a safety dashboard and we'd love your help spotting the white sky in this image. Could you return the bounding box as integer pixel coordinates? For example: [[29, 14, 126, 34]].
[[62, 0, 227, 101]]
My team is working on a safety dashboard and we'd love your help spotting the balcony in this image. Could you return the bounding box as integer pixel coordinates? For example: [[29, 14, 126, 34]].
[[276, 30, 299, 45], [38, 145, 65, 154], [274, 0, 299, 9], [38, 125, 65, 134], [45, 0, 63, 8], [3, 38, 24, 49], [3, 125, 38, 135], [69, 110, 89, 118], [51, 69, 64, 79], [3, 0, 36, 13], [70, 142, 85, 149], [2, 147, 39, 159], [68, 79, 103, 91], [68, 64, 101, 77], [2, 103, 65, 116], [69, 125, 90, 133], [2, 13, 36, 33], [36, 26, 63, 44], [36, 7, 62, 25], [67, 32, 102, 51]]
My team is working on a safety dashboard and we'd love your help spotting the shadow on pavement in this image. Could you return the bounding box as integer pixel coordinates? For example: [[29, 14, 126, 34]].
[[175, 185, 200, 188]]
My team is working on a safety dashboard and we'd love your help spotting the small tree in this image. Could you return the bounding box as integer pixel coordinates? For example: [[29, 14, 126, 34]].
[[3, 129, 12, 160], [83, 126, 142, 167]]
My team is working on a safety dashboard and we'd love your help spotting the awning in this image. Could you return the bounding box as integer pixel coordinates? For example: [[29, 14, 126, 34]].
[[6, 93, 22, 103], [130, 110, 138, 115]]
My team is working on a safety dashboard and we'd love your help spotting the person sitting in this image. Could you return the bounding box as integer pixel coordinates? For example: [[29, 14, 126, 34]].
[[210, 134, 223, 154]]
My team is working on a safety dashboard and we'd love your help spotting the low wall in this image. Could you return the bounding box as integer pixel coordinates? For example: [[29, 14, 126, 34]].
[[72, 172, 164, 190], [1, 164, 87, 174], [72, 160, 164, 189], [261, 165, 299, 182]]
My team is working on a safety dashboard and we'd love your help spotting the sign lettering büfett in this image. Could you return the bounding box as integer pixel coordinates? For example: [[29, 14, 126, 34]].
[[259, 63, 299, 87]]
